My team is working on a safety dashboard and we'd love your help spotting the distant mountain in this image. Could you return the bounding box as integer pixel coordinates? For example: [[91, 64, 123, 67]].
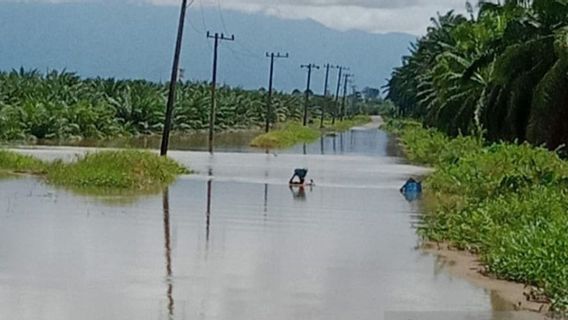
[[0, 3, 416, 92]]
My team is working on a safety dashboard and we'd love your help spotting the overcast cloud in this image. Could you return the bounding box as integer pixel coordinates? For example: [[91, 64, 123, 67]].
[[181, 0, 470, 34], [1, 0, 471, 34]]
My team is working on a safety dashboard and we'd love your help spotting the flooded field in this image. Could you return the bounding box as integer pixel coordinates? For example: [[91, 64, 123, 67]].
[[0, 122, 543, 320]]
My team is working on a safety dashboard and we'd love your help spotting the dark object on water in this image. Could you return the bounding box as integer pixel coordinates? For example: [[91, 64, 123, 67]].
[[400, 178, 422, 193], [400, 178, 422, 202], [290, 168, 309, 185]]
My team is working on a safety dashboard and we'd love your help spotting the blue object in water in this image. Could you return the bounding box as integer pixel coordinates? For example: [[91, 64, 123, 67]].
[[400, 178, 422, 202]]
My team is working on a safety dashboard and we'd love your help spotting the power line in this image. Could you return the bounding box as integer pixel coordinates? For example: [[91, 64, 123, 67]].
[[301, 63, 320, 126], [206, 31, 235, 154], [332, 66, 349, 124], [161, 0, 191, 156], [265, 52, 289, 132], [320, 63, 338, 128]]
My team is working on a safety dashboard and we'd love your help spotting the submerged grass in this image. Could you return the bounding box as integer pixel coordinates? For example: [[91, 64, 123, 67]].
[[250, 123, 320, 149], [251, 116, 372, 149], [0, 149, 188, 191], [384, 118, 568, 311], [0, 149, 47, 174], [324, 115, 372, 132], [47, 150, 188, 190]]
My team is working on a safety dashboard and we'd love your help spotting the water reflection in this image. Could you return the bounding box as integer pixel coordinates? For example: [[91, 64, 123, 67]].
[[162, 188, 174, 319], [206, 171, 213, 244], [263, 183, 269, 215], [289, 185, 311, 200]]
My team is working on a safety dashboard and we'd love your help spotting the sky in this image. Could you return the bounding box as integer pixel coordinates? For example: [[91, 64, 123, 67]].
[[0, 0, 472, 35], [189, 0, 471, 34]]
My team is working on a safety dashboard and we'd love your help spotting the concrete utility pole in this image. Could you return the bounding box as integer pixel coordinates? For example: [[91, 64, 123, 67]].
[[160, 0, 189, 156], [265, 52, 289, 133], [341, 73, 353, 121], [320, 64, 337, 128], [332, 66, 349, 125], [350, 84, 358, 118], [301, 64, 320, 126], [206, 32, 234, 154]]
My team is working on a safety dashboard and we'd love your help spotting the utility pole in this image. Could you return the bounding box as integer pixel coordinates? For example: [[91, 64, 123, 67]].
[[160, 0, 189, 156], [332, 66, 349, 125], [350, 84, 358, 118], [301, 64, 320, 126], [265, 52, 289, 133], [341, 73, 353, 121], [206, 32, 234, 154], [320, 64, 337, 128]]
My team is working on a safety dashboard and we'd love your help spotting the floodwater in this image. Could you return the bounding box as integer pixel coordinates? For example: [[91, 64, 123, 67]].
[[31, 130, 262, 153], [0, 120, 543, 320]]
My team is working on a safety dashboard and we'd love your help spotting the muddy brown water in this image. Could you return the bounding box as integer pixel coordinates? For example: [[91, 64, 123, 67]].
[[0, 122, 543, 319]]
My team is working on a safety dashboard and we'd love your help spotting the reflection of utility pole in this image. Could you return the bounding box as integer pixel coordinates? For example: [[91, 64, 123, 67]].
[[162, 188, 174, 318], [301, 64, 320, 126], [263, 183, 268, 215], [320, 64, 337, 128], [160, 0, 190, 156], [206, 169, 213, 243], [265, 52, 289, 133], [207, 32, 235, 154], [332, 66, 349, 125]]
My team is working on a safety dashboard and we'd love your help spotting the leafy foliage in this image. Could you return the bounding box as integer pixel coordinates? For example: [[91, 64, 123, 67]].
[[0, 69, 309, 141], [387, 0, 568, 150], [250, 123, 320, 149], [47, 150, 188, 190], [386, 119, 568, 311]]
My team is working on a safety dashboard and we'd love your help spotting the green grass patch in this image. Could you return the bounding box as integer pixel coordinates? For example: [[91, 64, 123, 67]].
[[0, 149, 47, 174], [324, 115, 372, 132], [386, 119, 568, 311], [250, 123, 320, 149], [46, 150, 188, 190]]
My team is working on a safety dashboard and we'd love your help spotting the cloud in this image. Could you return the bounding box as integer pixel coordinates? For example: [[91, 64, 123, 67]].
[[164, 0, 470, 34], [0, 0, 470, 34]]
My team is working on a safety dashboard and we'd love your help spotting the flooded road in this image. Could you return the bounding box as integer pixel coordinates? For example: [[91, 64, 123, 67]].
[[0, 121, 542, 320]]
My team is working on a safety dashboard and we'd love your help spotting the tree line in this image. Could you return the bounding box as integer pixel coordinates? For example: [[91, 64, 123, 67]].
[[387, 0, 568, 150], [0, 69, 309, 141]]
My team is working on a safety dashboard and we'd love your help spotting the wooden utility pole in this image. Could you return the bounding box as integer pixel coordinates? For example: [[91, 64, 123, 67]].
[[265, 52, 289, 133], [206, 32, 234, 154], [320, 64, 337, 128], [332, 66, 348, 125], [341, 73, 353, 121], [160, 0, 189, 156], [301, 64, 320, 126]]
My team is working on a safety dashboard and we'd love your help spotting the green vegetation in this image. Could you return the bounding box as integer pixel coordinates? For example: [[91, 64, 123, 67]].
[[386, 119, 568, 311], [250, 116, 372, 149], [0, 149, 46, 174], [0, 69, 308, 141], [47, 150, 188, 190], [0, 149, 187, 191], [250, 123, 320, 149], [325, 115, 371, 132], [387, 1, 568, 150]]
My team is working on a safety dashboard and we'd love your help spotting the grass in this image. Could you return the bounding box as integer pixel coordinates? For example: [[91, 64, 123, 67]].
[[384, 118, 568, 311], [250, 116, 372, 149], [47, 150, 188, 190], [0, 149, 188, 191], [250, 122, 320, 149], [0, 149, 47, 174], [324, 115, 372, 132]]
